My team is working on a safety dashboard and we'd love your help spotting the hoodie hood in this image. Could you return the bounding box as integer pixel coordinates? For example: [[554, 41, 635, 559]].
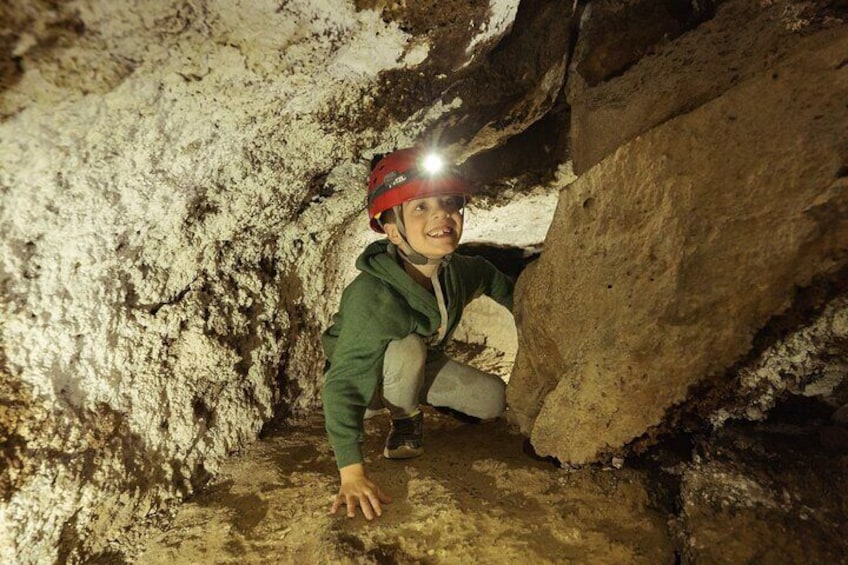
[[355, 239, 448, 320]]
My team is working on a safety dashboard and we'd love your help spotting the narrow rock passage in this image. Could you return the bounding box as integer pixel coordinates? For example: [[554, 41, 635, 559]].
[[139, 410, 673, 563]]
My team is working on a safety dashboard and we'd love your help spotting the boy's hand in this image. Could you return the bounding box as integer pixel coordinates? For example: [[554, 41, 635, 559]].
[[331, 463, 392, 520]]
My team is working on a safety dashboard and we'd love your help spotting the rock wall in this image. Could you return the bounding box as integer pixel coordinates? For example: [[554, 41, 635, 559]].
[[0, 1, 394, 559], [508, 15, 848, 463], [671, 424, 848, 563], [711, 295, 848, 426], [568, 0, 843, 173], [1, 0, 564, 561]]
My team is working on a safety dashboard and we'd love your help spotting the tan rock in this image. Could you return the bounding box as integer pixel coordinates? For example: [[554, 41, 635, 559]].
[[568, 0, 825, 173], [508, 29, 848, 464]]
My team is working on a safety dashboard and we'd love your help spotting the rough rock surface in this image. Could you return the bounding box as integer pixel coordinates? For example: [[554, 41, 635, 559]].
[[1, 0, 565, 561], [508, 28, 848, 464], [568, 0, 846, 173], [712, 296, 848, 426], [571, 0, 718, 90], [671, 422, 848, 563]]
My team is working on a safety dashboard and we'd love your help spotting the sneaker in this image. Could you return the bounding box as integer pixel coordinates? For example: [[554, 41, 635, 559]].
[[383, 412, 424, 459]]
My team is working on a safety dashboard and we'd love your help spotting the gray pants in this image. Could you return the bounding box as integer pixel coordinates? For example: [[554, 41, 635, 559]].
[[369, 334, 506, 420]]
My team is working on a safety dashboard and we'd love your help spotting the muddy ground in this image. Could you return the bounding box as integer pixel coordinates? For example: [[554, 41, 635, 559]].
[[138, 409, 676, 564]]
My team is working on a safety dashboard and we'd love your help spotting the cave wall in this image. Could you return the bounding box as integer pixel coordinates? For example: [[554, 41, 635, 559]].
[[508, 0, 848, 463], [6, 0, 845, 560], [0, 2, 393, 559], [0, 0, 562, 561]]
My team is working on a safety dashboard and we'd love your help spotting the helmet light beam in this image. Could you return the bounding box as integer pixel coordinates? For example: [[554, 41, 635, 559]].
[[421, 153, 444, 175]]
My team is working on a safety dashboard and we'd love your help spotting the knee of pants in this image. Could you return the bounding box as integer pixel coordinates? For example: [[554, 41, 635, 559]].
[[430, 367, 506, 420], [383, 334, 427, 377], [382, 334, 428, 416], [475, 377, 506, 419]]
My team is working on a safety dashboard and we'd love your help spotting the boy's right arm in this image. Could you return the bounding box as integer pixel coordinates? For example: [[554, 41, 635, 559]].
[[323, 368, 390, 519], [323, 282, 390, 468], [323, 280, 412, 518], [324, 325, 390, 518]]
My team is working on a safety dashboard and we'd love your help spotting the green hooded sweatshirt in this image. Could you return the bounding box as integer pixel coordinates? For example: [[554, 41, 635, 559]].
[[322, 239, 514, 468]]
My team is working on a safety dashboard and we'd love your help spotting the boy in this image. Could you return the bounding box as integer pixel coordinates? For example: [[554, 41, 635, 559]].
[[322, 147, 514, 520]]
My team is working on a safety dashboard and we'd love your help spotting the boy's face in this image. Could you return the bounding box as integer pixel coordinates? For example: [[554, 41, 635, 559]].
[[385, 194, 464, 259]]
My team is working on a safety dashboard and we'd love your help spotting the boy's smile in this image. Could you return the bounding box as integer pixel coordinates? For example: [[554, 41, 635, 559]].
[[396, 195, 464, 258]]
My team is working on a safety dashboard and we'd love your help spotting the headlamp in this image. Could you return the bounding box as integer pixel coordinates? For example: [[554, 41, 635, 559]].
[[421, 153, 444, 175], [367, 150, 463, 211]]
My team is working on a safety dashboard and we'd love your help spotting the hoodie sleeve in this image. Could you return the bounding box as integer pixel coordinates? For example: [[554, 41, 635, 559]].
[[467, 256, 515, 312], [322, 276, 412, 469]]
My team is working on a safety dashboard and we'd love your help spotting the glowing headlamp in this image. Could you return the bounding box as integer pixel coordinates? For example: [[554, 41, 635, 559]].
[[421, 153, 444, 175], [367, 150, 464, 215]]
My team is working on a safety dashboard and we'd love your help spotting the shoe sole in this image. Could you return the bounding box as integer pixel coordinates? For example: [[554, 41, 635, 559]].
[[383, 446, 424, 459]]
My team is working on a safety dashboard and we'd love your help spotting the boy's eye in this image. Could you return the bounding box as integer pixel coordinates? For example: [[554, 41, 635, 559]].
[[444, 196, 463, 211]]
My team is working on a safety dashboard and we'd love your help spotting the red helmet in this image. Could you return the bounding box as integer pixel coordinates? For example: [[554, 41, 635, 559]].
[[366, 147, 471, 233]]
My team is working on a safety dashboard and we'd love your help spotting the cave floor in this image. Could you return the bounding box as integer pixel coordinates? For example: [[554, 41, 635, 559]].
[[138, 409, 675, 564]]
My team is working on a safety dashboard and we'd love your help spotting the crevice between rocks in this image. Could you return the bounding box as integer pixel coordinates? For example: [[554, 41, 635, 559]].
[[637, 262, 848, 451], [457, 241, 541, 279], [617, 263, 848, 559]]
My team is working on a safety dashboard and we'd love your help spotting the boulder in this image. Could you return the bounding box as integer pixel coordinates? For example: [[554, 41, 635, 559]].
[[508, 29, 848, 464]]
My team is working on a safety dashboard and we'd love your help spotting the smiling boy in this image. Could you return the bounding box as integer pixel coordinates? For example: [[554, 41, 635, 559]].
[[322, 147, 514, 520]]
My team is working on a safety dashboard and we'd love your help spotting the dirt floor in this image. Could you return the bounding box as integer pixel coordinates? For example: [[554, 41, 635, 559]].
[[138, 409, 675, 564]]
